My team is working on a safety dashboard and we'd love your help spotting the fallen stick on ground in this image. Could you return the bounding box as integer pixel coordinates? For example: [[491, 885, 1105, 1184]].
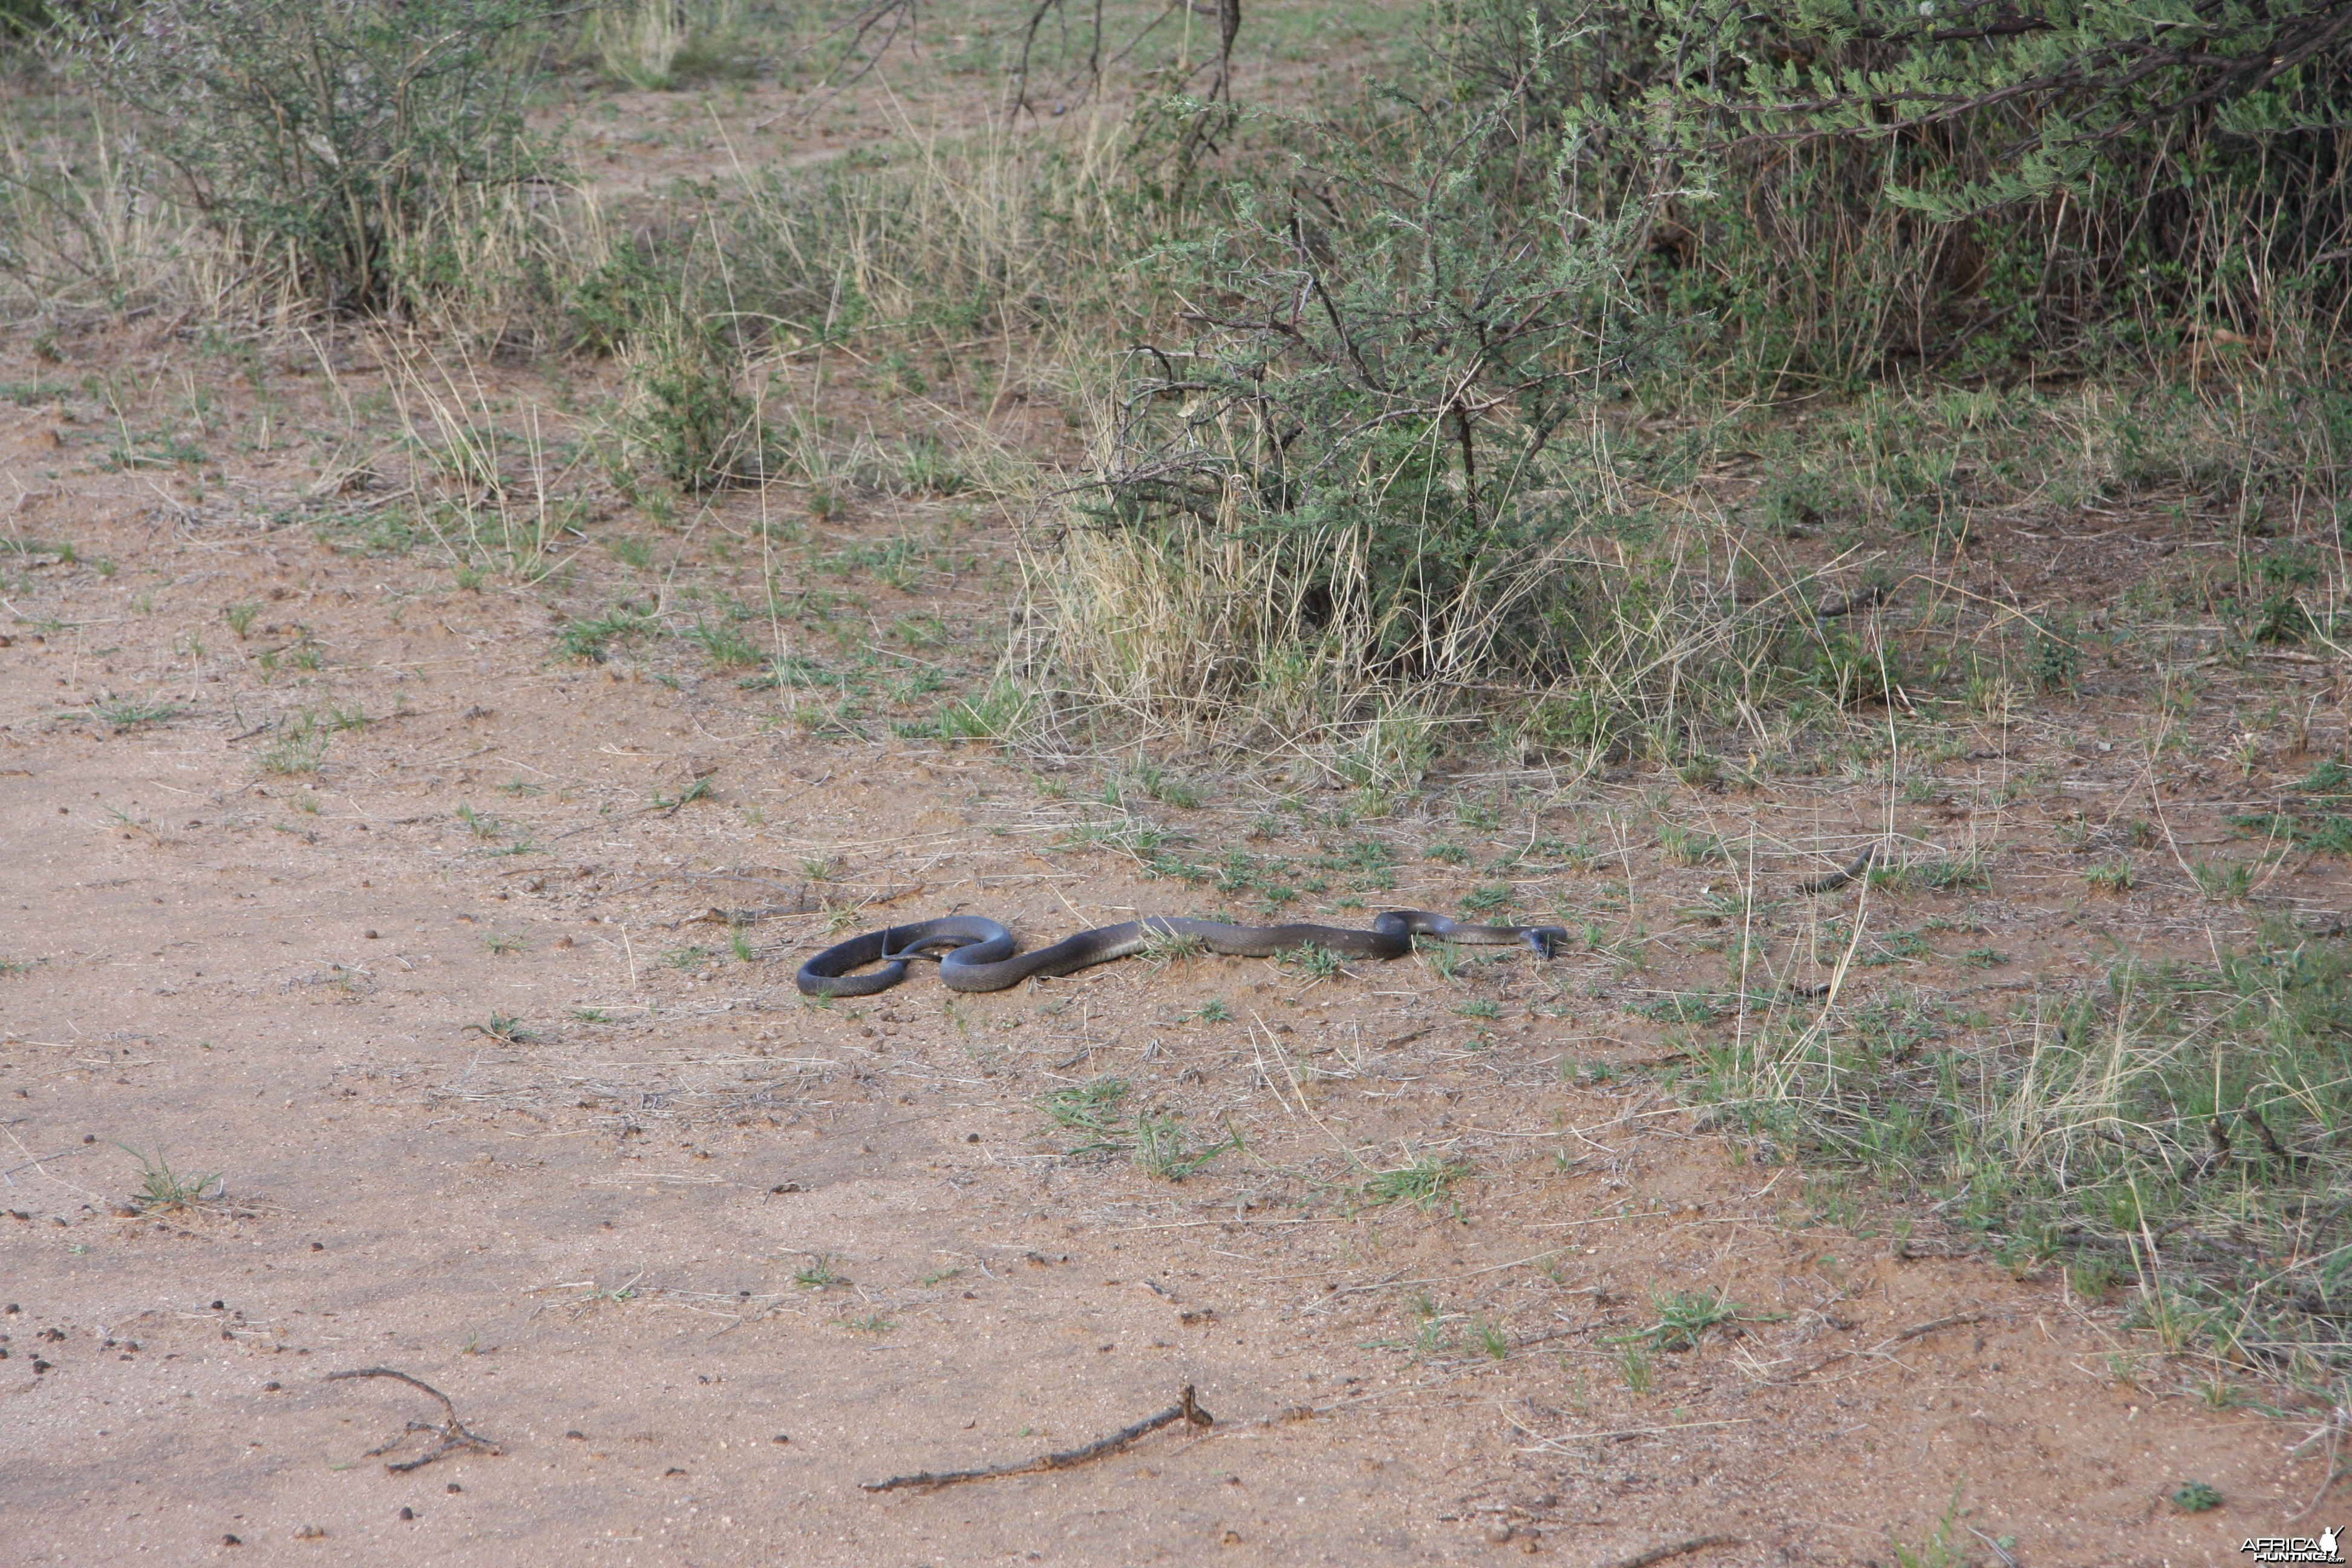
[[863, 1385, 1214, 1492], [327, 1367, 503, 1473], [1779, 1308, 1987, 1383], [1596, 1536, 1743, 1568]]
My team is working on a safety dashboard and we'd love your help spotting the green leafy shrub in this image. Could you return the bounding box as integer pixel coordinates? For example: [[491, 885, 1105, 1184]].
[[1030, 47, 1685, 747], [632, 321, 763, 490], [73, 0, 543, 313], [1439, 0, 2351, 380]]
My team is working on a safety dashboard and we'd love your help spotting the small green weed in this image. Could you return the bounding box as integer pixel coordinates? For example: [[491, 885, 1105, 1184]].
[[1132, 1112, 1242, 1180], [1136, 925, 1207, 964], [1658, 822, 1722, 867], [1420, 940, 1465, 982], [1280, 942, 1342, 981], [1608, 1289, 1752, 1351], [1883, 1487, 1984, 1568], [2030, 618, 2083, 693], [116, 1145, 223, 1212], [2085, 858, 2133, 894], [685, 618, 762, 667], [2232, 809, 2352, 857], [1038, 1076, 1133, 1153], [258, 713, 330, 776], [1362, 1156, 1471, 1212], [1460, 883, 1512, 915], [1890, 853, 1990, 891], [557, 605, 659, 663], [794, 1256, 847, 1290], [88, 697, 184, 730], [2193, 859, 2258, 901]]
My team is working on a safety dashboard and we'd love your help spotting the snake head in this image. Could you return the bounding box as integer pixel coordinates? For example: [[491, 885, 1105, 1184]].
[[1525, 926, 1570, 959]]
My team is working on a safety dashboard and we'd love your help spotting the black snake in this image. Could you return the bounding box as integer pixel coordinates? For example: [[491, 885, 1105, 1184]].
[[796, 911, 1570, 998]]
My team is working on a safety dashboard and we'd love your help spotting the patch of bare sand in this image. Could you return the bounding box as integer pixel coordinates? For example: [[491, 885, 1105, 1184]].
[[0, 374, 2322, 1568]]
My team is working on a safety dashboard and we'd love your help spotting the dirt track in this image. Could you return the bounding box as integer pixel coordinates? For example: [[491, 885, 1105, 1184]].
[[2, 353, 2331, 1567]]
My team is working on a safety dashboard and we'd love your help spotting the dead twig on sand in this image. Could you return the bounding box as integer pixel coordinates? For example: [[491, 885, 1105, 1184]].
[[863, 1385, 1214, 1492], [327, 1367, 502, 1473], [1597, 1537, 1743, 1568], [1778, 1308, 1986, 1383]]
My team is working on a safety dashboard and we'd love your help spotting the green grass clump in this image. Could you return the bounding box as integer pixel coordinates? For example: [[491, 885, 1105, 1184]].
[[1279, 942, 1342, 980], [1361, 1156, 1471, 1212], [557, 606, 659, 663], [1131, 1112, 1241, 1180], [2231, 763, 2352, 854], [87, 697, 184, 730], [1034, 1077, 1236, 1178], [258, 713, 331, 776], [794, 1256, 846, 1290], [2171, 1481, 2222, 1513], [1889, 853, 1990, 892], [116, 1144, 223, 1212], [1037, 1076, 1132, 1152], [684, 618, 761, 668], [1606, 1289, 1757, 1351]]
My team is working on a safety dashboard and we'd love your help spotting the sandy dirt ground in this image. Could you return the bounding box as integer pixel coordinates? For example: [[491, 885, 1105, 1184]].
[[2, 324, 2341, 1568]]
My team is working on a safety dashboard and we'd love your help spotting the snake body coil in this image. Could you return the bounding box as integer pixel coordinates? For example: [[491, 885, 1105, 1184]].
[[797, 911, 1568, 998]]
